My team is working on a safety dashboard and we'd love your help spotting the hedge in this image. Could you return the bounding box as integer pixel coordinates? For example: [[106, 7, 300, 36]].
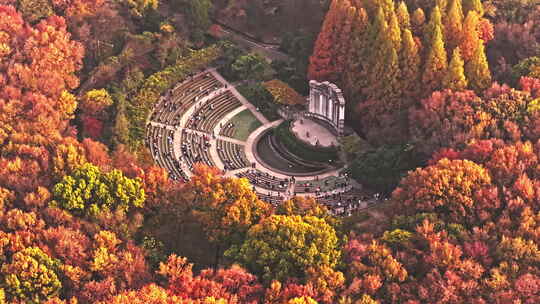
[[127, 44, 223, 149], [273, 120, 339, 163]]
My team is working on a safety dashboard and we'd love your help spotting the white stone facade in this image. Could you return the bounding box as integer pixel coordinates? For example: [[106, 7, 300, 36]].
[[306, 80, 346, 136]]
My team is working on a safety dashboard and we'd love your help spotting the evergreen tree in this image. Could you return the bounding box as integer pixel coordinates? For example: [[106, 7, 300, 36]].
[[463, 0, 484, 17], [466, 39, 491, 93], [400, 29, 421, 98], [460, 11, 480, 61], [444, 0, 464, 50], [423, 23, 448, 92], [365, 6, 400, 101], [188, 0, 212, 42], [360, 5, 402, 141], [307, 0, 342, 81], [436, 0, 448, 15], [378, 0, 396, 19], [396, 1, 411, 29], [343, 7, 369, 99], [388, 8, 402, 52], [411, 8, 426, 36], [333, 3, 356, 85], [113, 93, 130, 147], [423, 5, 443, 49], [443, 47, 468, 91]]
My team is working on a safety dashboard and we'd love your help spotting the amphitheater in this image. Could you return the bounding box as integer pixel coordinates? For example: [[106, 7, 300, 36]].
[[146, 68, 379, 216]]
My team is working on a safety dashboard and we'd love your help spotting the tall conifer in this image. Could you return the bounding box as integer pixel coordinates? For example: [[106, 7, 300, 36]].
[[411, 8, 426, 36], [343, 7, 369, 99], [423, 5, 443, 49], [443, 47, 468, 91], [423, 24, 448, 92], [365, 6, 400, 101], [388, 8, 402, 52], [396, 2, 411, 29], [400, 29, 421, 98], [307, 0, 341, 81], [466, 39, 491, 93], [436, 0, 448, 15], [460, 11, 480, 61], [333, 3, 355, 85], [444, 0, 464, 50]]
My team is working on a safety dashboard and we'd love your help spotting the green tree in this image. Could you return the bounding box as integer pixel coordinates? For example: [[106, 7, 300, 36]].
[[381, 229, 413, 247], [349, 143, 420, 194], [51, 163, 145, 217], [232, 52, 271, 82], [112, 92, 130, 147], [1, 247, 62, 304], [443, 47, 468, 91], [225, 215, 341, 283], [423, 23, 448, 92], [339, 133, 366, 159], [465, 38, 491, 93], [187, 0, 212, 42], [512, 56, 540, 84]]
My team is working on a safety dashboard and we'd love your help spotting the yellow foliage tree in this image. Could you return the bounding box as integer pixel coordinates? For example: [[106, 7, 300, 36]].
[[80, 88, 113, 117], [262, 79, 306, 105]]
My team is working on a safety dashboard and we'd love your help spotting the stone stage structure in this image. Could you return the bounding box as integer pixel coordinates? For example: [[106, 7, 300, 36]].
[[306, 80, 346, 136]]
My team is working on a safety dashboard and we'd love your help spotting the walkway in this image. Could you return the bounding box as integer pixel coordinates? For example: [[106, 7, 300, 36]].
[[210, 70, 270, 124]]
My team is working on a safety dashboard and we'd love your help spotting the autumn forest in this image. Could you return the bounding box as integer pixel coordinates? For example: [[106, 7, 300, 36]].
[[0, 0, 539, 303]]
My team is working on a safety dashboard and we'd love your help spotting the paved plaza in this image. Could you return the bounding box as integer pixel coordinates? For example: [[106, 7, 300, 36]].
[[291, 118, 337, 147]]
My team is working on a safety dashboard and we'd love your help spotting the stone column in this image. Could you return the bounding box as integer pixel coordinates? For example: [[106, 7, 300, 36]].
[[333, 103, 338, 126], [327, 98, 333, 125], [317, 93, 322, 115], [338, 104, 345, 136]]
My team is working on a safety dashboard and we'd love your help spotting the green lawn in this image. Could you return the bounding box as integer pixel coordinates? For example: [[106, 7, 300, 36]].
[[229, 109, 262, 141]]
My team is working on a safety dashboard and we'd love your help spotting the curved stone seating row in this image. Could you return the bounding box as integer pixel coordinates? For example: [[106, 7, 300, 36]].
[[315, 188, 367, 215], [216, 140, 249, 170], [147, 125, 188, 181], [186, 91, 241, 133], [179, 131, 215, 170], [236, 169, 290, 192], [219, 123, 235, 138], [257, 192, 285, 205], [294, 176, 348, 194], [150, 73, 222, 126]]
